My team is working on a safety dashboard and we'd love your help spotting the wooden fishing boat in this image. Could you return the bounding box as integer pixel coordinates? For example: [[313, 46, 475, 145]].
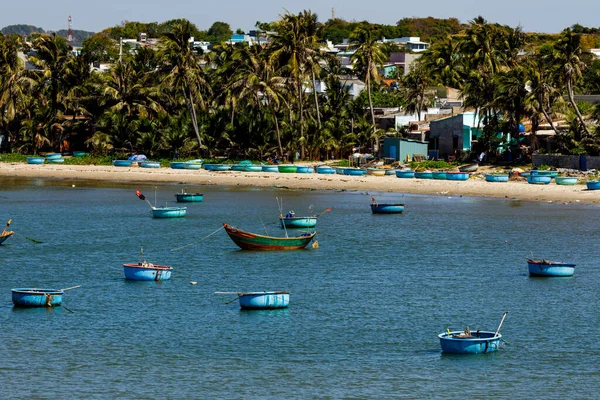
[[555, 177, 578, 186], [296, 166, 314, 173], [123, 262, 173, 281], [527, 175, 551, 184], [438, 330, 502, 354], [140, 161, 160, 168], [113, 160, 132, 167], [432, 171, 447, 180], [527, 259, 575, 277], [238, 291, 290, 309], [151, 206, 187, 218], [396, 169, 415, 178], [280, 215, 318, 229], [414, 171, 433, 179], [458, 163, 479, 173], [278, 165, 297, 173], [366, 168, 386, 176], [175, 189, 203, 203], [170, 161, 186, 169], [222, 222, 315, 250], [11, 288, 64, 307], [446, 172, 469, 181], [586, 180, 600, 190], [243, 165, 263, 172], [0, 231, 13, 245], [262, 165, 279, 173], [27, 157, 45, 165], [485, 174, 509, 182], [316, 166, 335, 174]]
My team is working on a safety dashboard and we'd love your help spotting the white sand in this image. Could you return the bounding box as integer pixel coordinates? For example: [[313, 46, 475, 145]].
[[1, 162, 598, 204]]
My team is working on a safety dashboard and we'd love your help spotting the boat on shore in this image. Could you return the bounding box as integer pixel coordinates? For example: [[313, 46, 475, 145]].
[[527, 175, 552, 184], [396, 169, 415, 179], [554, 177, 578, 185], [527, 259, 575, 277], [278, 165, 297, 173], [458, 163, 479, 173], [446, 172, 469, 181], [316, 166, 335, 174], [262, 165, 279, 173], [113, 160, 132, 167], [485, 174, 509, 182], [140, 161, 161, 168], [366, 168, 386, 176], [27, 157, 45, 164], [414, 171, 433, 179], [432, 171, 447, 180], [222, 222, 315, 250], [586, 180, 600, 190]]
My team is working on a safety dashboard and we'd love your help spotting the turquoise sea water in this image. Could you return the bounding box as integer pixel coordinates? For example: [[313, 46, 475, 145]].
[[1, 177, 599, 398]]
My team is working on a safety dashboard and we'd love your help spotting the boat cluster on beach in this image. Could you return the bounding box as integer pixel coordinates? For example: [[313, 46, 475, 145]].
[[3, 178, 581, 355]]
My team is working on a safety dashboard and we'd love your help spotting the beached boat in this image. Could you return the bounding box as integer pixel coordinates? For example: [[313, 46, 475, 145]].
[[123, 262, 173, 281], [175, 189, 203, 203], [262, 165, 279, 173], [113, 160, 132, 167], [432, 171, 447, 180], [446, 172, 469, 181], [140, 161, 160, 168], [396, 169, 415, 179], [27, 157, 45, 165], [458, 163, 479, 173], [243, 165, 263, 172], [414, 171, 433, 179], [223, 222, 316, 250], [296, 166, 314, 173], [335, 167, 346, 175], [554, 177, 578, 186], [534, 170, 559, 178], [527, 175, 551, 184], [438, 330, 502, 354], [73, 151, 88, 157], [45, 153, 62, 160], [485, 174, 509, 182], [47, 157, 65, 163], [231, 164, 245, 171], [527, 259, 575, 277], [212, 164, 232, 171], [344, 168, 367, 176], [384, 169, 396, 175], [151, 206, 187, 218], [586, 181, 600, 190], [278, 165, 297, 173], [170, 161, 185, 169], [203, 164, 215, 171], [183, 162, 202, 170], [316, 166, 335, 174], [367, 168, 386, 176]]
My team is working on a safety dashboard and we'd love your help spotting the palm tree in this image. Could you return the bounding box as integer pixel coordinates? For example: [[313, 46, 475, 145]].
[[160, 21, 211, 149], [401, 61, 432, 122], [550, 28, 591, 136], [419, 35, 464, 88], [350, 23, 387, 153]]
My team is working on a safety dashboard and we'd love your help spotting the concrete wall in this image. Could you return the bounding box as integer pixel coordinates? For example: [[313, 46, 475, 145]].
[[532, 154, 600, 170]]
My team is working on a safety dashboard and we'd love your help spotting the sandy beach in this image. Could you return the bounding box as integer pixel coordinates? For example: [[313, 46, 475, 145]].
[[1, 162, 599, 204]]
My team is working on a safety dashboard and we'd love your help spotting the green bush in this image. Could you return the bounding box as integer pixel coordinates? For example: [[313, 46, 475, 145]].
[[409, 160, 450, 170]]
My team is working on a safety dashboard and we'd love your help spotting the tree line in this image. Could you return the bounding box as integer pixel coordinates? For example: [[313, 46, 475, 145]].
[[1, 13, 600, 162]]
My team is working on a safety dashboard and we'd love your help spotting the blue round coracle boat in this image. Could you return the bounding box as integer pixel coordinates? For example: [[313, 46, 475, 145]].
[[113, 160, 132, 167], [170, 162, 185, 169], [45, 153, 62, 160], [151, 206, 186, 218], [212, 164, 232, 171], [123, 262, 173, 281], [438, 330, 502, 354], [12, 288, 63, 307], [244, 165, 263, 172], [183, 162, 202, 170], [73, 151, 88, 157], [296, 166, 314, 173], [203, 164, 215, 171], [231, 164, 245, 171], [344, 168, 366, 176], [262, 165, 279, 173], [370, 203, 404, 214], [586, 180, 600, 190], [27, 157, 45, 165], [554, 177, 578, 185], [140, 161, 161, 168], [47, 157, 65, 163], [527, 259, 575, 277], [527, 175, 551, 184], [414, 171, 433, 179], [237, 291, 290, 310], [396, 169, 415, 179], [316, 166, 335, 174], [446, 172, 469, 181], [335, 167, 346, 175], [432, 172, 447, 180], [486, 174, 509, 182]]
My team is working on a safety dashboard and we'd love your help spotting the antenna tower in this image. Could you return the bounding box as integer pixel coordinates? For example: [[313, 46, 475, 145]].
[[67, 15, 73, 45], [332, 8, 335, 20]]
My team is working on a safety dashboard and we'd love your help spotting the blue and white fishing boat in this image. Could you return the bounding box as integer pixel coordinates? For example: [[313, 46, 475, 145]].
[[438, 312, 508, 354], [216, 291, 290, 310], [485, 174, 509, 182], [396, 169, 415, 179], [316, 166, 335, 174], [527, 259, 575, 277], [27, 157, 45, 165], [586, 180, 600, 190], [11, 285, 80, 307], [123, 262, 173, 281], [113, 160, 132, 167]]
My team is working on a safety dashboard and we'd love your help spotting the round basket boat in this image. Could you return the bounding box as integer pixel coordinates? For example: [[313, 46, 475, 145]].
[[438, 330, 502, 354], [45, 153, 62, 160], [140, 161, 161, 168], [432, 171, 447, 180], [446, 172, 469, 181], [73, 151, 88, 157], [555, 177, 578, 186], [367, 168, 386, 176], [414, 171, 433, 179], [113, 160, 132, 167], [238, 291, 290, 310], [278, 165, 297, 173], [47, 157, 65, 163], [12, 288, 63, 307], [170, 162, 185, 169], [527, 175, 551, 184], [231, 164, 245, 171], [123, 262, 173, 281], [27, 157, 45, 165], [244, 165, 264, 172], [485, 174, 509, 182], [396, 170, 415, 179], [316, 166, 335, 174], [586, 180, 600, 190], [183, 162, 202, 170], [296, 166, 314, 173], [262, 165, 279, 173]]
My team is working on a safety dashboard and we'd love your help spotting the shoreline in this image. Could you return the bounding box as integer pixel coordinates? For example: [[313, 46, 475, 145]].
[[1, 162, 599, 205]]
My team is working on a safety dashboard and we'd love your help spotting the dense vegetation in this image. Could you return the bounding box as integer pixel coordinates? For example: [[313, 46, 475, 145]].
[[1, 14, 600, 162]]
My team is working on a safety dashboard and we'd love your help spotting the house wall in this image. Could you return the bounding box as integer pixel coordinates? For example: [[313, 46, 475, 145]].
[[532, 154, 600, 170], [383, 138, 428, 162], [429, 115, 464, 159]]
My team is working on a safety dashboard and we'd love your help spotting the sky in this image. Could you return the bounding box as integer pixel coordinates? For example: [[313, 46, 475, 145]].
[[1, 0, 599, 34]]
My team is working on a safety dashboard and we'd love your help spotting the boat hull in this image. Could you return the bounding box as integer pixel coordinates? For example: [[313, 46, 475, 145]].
[[212, 164, 232, 171], [527, 259, 575, 277], [12, 288, 63, 307], [262, 165, 279, 173], [183, 162, 202, 170], [446, 172, 469, 181], [123, 263, 173, 281], [113, 160, 132, 167], [396, 170, 415, 178], [414, 171, 433, 179], [27, 157, 45, 164], [223, 223, 315, 250], [486, 174, 509, 182], [278, 165, 297, 173], [140, 161, 160, 168], [432, 172, 447, 180], [0, 232, 14, 245], [438, 331, 501, 354], [151, 207, 187, 218], [555, 177, 578, 185], [175, 193, 203, 202], [459, 163, 479, 173], [280, 217, 317, 228], [527, 175, 551, 184], [316, 166, 335, 174], [371, 204, 405, 214], [296, 166, 314, 173], [586, 181, 600, 190], [238, 292, 290, 310], [344, 168, 366, 176], [243, 165, 263, 172], [367, 168, 386, 176]]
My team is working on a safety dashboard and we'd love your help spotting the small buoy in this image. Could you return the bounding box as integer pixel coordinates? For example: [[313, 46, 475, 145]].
[[72, 184, 76, 187], [190, 281, 197, 285]]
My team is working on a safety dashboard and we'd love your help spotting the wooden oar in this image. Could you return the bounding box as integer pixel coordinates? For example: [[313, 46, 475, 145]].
[[61, 285, 81, 291], [495, 311, 509, 337], [2, 218, 12, 233]]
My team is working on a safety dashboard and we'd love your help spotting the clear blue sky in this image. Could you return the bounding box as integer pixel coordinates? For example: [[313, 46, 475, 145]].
[[1, 0, 599, 34]]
